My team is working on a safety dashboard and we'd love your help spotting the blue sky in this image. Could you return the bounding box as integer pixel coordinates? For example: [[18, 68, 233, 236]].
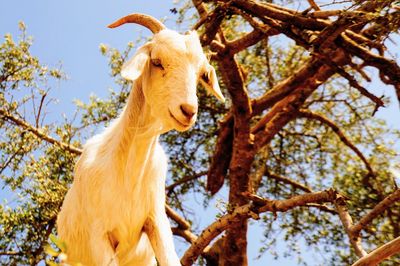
[[1, 1, 399, 266], [1, 1, 287, 265]]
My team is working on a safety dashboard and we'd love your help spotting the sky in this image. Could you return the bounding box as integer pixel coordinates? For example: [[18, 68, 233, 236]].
[[1, 1, 399, 266], [0, 1, 291, 265]]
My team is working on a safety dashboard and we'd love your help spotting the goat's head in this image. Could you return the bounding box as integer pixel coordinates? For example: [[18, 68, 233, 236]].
[[108, 13, 225, 132]]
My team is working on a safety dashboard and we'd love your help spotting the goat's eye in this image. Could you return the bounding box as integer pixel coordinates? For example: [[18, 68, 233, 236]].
[[201, 72, 209, 83], [151, 59, 164, 69]]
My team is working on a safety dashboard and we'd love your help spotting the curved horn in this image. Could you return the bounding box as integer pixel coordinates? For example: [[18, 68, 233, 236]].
[[108, 13, 166, 34]]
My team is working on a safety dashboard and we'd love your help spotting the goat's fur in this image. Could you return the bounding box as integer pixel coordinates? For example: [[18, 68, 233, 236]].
[[57, 20, 224, 266]]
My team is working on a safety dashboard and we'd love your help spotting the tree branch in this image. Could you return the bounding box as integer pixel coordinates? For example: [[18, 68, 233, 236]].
[[172, 227, 197, 244], [307, 0, 320, 11], [230, 0, 328, 31], [181, 189, 339, 265], [165, 205, 191, 230], [166, 171, 207, 193], [334, 195, 368, 257], [207, 115, 233, 195], [0, 108, 82, 155], [166, 205, 215, 262], [298, 110, 375, 177], [266, 170, 313, 193], [340, 31, 400, 104], [352, 236, 400, 266], [350, 188, 400, 237], [226, 29, 266, 55], [0, 251, 22, 256]]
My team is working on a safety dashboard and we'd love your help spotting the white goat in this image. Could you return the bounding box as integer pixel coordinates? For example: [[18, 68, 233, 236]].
[[57, 13, 224, 266]]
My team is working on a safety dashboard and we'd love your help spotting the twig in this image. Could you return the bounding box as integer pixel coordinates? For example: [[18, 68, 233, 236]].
[[0, 145, 24, 175], [166, 206, 214, 260], [311, 51, 385, 113], [341, 32, 400, 100], [35, 91, 48, 128], [298, 110, 375, 177], [305, 203, 337, 214], [166, 171, 207, 192], [0, 251, 22, 256], [266, 170, 313, 193], [0, 108, 82, 155]]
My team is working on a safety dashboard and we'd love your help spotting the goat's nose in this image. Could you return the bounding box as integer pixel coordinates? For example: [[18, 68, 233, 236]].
[[180, 103, 198, 120]]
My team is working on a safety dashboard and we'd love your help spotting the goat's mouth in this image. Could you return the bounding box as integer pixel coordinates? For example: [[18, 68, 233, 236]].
[[169, 110, 191, 129]]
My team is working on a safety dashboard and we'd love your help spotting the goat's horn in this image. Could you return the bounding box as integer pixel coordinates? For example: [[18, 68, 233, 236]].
[[108, 13, 166, 34]]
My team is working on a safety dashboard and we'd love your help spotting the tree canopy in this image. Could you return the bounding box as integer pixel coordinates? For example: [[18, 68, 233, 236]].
[[1, 0, 400, 265]]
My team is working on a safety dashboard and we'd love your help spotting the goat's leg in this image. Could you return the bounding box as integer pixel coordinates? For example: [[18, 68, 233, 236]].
[[144, 210, 181, 266], [89, 227, 119, 266]]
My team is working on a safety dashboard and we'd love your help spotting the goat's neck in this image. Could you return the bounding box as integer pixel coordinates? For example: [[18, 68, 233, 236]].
[[110, 82, 160, 180]]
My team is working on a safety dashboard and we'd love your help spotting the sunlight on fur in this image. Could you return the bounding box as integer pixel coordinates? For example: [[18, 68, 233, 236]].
[[57, 13, 224, 266]]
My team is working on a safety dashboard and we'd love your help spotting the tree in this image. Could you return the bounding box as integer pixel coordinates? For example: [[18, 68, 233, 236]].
[[1, 0, 400, 265]]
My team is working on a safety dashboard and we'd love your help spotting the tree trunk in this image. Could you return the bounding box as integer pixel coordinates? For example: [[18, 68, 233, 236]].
[[219, 128, 256, 265]]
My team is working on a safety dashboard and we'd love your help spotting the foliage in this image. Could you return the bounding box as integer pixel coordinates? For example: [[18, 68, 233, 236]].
[[1, 1, 400, 265]]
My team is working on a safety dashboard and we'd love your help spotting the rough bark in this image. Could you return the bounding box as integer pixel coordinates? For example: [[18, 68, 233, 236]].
[[189, 0, 400, 265]]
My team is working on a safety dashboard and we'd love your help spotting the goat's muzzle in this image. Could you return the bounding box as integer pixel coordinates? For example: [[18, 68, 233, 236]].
[[180, 103, 197, 121]]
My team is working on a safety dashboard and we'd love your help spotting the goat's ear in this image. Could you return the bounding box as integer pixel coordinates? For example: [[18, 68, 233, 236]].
[[121, 45, 150, 81], [200, 66, 225, 102]]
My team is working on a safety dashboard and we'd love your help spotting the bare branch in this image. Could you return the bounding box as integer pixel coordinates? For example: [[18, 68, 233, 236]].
[[307, 0, 321, 11], [198, 4, 228, 46], [230, 0, 328, 31], [172, 227, 197, 244], [310, 52, 385, 112], [341, 32, 400, 104], [352, 236, 400, 266], [252, 49, 350, 149], [226, 29, 266, 55], [334, 195, 368, 257], [181, 189, 339, 265], [165, 205, 191, 230]]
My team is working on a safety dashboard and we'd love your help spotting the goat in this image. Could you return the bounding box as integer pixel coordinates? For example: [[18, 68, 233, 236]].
[[56, 13, 225, 266]]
